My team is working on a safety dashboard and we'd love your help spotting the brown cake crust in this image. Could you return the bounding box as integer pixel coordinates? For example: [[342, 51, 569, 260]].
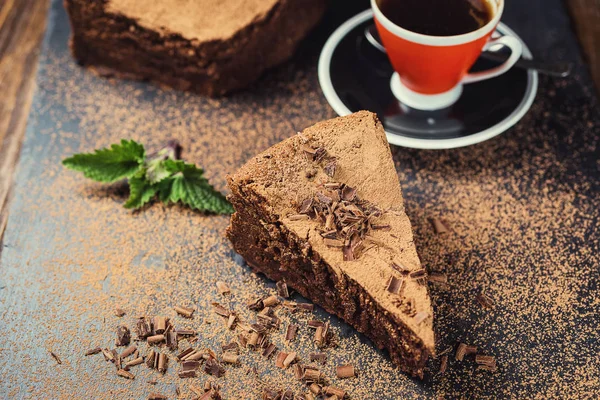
[[226, 112, 434, 377], [63, 0, 325, 96]]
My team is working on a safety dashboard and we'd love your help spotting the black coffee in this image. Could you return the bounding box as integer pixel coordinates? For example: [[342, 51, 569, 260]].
[[377, 0, 494, 36]]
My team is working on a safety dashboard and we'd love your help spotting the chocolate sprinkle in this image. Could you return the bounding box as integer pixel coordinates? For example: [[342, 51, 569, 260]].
[[204, 357, 225, 377], [115, 326, 131, 347], [386, 276, 404, 295]]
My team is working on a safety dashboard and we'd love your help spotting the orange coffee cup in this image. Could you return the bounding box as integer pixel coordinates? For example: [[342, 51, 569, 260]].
[[372, 0, 522, 110]]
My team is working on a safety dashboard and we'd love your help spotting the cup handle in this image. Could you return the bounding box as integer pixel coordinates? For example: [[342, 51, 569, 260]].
[[462, 36, 523, 84]]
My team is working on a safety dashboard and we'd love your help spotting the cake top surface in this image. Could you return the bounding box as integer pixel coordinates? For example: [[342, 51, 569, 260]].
[[107, 0, 279, 42], [230, 111, 435, 351]]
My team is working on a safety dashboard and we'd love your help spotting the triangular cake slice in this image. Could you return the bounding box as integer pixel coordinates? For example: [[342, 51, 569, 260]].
[[226, 111, 434, 376]]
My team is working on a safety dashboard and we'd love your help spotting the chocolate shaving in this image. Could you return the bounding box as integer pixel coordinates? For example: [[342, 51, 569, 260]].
[[431, 217, 449, 234], [176, 329, 195, 336], [49, 351, 62, 365], [120, 345, 137, 359], [85, 347, 102, 356], [455, 343, 468, 361], [176, 347, 194, 361], [181, 360, 201, 374], [316, 192, 333, 205], [275, 352, 288, 368], [247, 297, 264, 311], [324, 160, 337, 177], [309, 383, 321, 395], [211, 302, 231, 317], [285, 324, 298, 342], [262, 295, 279, 307], [116, 369, 134, 380], [204, 357, 225, 377], [439, 355, 448, 374], [409, 269, 427, 282], [114, 307, 126, 317], [302, 368, 322, 382], [166, 331, 178, 350], [386, 276, 404, 295], [282, 352, 297, 368], [222, 352, 239, 364], [136, 317, 152, 339], [174, 305, 195, 318], [153, 316, 168, 334], [310, 352, 327, 364], [465, 345, 478, 356], [475, 291, 495, 309], [227, 314, 237, 330], [341, 186, 357, 201], [314, 326, 325, 347], [262, 343, 277, 358], [115, 326, 131, 347], [301, 145, 317, 156], [247, 332, 260, 348], [292, 363, 304, 380], [157, 353, 168, 373], [124, 357, 144, 369], [297, 303, 314, 312], [336, 364, 356, 379], [313, 147, 327, 162], [146, 350, 156, 368], [298, 198, 313, 214], [147, 334, 165, 345], [238, 333, 248, 348], [307, 320, 324, 329], [276, 280, 290, 298], [222, 342, 239, 353], [391, 262, 410, 275], [148, 394, 167, 400], [475, 354, 496, 366]]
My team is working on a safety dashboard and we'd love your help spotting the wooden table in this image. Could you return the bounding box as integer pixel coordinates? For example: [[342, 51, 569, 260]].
[[0, 0, 49, 238]]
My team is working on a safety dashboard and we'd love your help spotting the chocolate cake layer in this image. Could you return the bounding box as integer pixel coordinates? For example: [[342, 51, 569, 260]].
[[64, 0, 325, 96], [226, 111, 435, 377]]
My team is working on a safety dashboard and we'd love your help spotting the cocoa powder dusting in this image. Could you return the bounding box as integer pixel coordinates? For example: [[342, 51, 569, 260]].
[[1, 6, 599, 398]]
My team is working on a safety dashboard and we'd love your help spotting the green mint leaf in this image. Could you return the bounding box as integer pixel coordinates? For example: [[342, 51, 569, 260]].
[[157, 160, 233, 214], [145, 158, 172, 184], [62, 140, 145, 183], [124, 170, 158, 209]]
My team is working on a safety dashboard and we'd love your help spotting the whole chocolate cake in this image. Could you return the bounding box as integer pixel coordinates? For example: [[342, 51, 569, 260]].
[[226, 111, 435, 377], [64, 0, 326, 96]]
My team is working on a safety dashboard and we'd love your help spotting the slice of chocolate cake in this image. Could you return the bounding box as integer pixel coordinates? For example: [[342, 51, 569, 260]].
[[226, 111, 435, 377], [64, 0, 325, 96]]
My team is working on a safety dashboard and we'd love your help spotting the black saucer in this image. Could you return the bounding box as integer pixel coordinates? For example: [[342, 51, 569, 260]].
[[318, 10, 538, 149]]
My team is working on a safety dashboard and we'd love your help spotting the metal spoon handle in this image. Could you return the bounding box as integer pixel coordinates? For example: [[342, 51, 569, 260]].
[[364, 25, 572, 78]]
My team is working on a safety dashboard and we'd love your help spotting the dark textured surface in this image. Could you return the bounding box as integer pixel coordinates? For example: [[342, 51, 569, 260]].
[[0, 0, 598, 398]]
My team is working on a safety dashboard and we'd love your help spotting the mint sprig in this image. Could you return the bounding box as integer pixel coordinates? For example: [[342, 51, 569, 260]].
[[62, 140, 233, 214]]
